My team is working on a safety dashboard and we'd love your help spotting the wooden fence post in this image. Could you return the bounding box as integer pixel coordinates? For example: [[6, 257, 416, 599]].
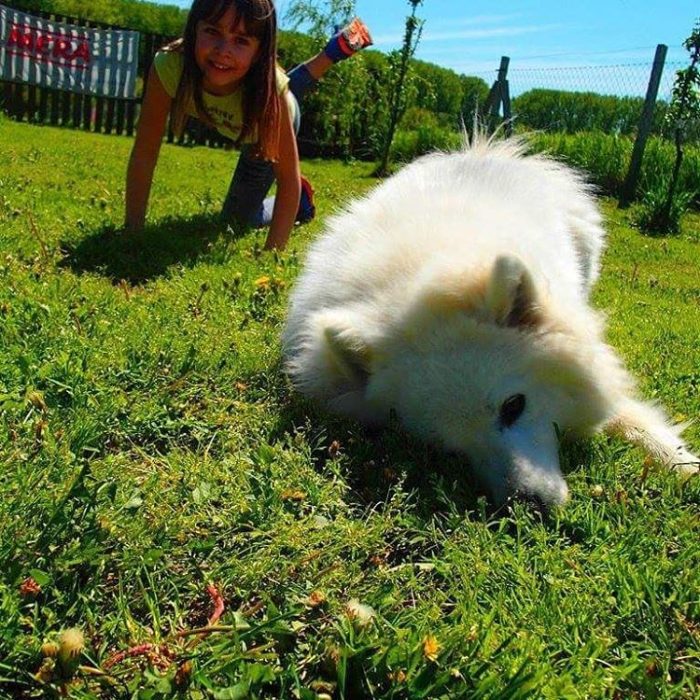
[[619, 44, 668, 208], [484, 56, 510, 134]]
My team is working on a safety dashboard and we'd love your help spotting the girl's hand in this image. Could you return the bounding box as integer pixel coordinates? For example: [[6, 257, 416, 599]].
[[125, 66, 172, 232], [264, 94, 301, 250]]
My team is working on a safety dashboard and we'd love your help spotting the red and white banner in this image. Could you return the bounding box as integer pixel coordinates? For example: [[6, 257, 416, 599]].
[[0, 4, 139, 98]]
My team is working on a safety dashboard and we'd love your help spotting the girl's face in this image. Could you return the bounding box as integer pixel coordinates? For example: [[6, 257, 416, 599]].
[[195, 7, 261, 95]]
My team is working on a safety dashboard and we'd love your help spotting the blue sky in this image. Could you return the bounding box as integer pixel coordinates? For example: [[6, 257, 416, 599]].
[[163, 1, 699, 97]]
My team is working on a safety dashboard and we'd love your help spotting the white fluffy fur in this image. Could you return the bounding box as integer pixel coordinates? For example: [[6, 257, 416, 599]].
[[283, 137, 698, 505]]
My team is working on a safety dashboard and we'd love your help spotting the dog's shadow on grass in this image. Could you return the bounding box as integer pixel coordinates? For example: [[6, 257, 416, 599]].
[[266, 368, 591, 525], [59, 214, 244, 285], [270, 389, 490, 520]]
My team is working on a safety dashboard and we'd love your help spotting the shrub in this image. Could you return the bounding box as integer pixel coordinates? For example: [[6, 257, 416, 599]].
[[390, 124, 462, 163], [399, 106, 439, 131], [640, 138, 700, 207], [636, 178, 696, 235]]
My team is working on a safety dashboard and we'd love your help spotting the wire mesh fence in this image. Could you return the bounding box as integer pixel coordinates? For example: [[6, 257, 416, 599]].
[[503, 61, 684, 100], [475, 47, 700, 143], [469, 47, 685, 101]]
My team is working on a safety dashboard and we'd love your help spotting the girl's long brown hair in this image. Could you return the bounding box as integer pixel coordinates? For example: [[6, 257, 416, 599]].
[[167, 0, 281, 161]]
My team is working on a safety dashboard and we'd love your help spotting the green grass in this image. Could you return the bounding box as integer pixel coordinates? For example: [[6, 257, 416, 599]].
[[1, 119, 699, 699]]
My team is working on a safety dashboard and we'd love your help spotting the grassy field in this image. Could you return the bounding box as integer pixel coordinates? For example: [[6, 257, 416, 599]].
[[1, 118, 699, 699]]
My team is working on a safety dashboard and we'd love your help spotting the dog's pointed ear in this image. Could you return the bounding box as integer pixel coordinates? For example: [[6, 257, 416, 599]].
[[320, 315, 373, 388], [486, 255, 540, 328]]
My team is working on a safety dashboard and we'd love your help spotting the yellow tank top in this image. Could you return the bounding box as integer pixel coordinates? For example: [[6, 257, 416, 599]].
[[153, 50, 296, 143]]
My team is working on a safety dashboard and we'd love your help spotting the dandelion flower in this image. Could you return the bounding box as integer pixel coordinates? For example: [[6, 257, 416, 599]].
[[422, 634, 441, 662], [345, 599, 375, 629]]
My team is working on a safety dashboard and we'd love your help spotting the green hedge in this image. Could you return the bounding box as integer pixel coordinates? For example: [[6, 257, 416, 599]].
[[514, 89, 700, 143], [7, 0, 187, 34], [513, 89, 653, 135]]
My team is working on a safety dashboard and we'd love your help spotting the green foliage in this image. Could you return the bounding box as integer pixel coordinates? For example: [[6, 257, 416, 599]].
[[460, 74, 491, 121], [375, 0, 425, 175], [639, 136, 700, 207], [512, 86, 700, 144], [391, 108, 462, 162], [1, 119, 700, 699], [280, 34, 391, 160], [529, 130, 630, 194], [283, 0, 356, 42], [281, 2, 479, 163], [390, 126, 462, 162], [640, 17, 700, 234], [406, 66, 489, 130], [513, 88, 663, 136], [9, 0, 187, 34], [665, 19, 700, 140]]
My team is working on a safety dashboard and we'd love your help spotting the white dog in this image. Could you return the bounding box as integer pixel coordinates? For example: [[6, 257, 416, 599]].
[[283, 138, 698, 506]]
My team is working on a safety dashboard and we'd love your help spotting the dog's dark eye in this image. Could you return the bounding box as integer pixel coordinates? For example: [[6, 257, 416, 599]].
[[500, 394, 526, 428]]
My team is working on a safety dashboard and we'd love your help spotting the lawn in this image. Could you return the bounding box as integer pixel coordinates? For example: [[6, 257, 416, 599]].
[[0, 118, 699, 699]]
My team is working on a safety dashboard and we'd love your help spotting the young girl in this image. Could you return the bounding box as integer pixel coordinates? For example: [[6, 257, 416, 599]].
[[124, 0, 372, 250]]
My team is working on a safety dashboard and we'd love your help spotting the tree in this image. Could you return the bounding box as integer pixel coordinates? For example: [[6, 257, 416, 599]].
[[374, 0, 425, 176], [283, 0, 356, 43], [657, 18, 700, 231]]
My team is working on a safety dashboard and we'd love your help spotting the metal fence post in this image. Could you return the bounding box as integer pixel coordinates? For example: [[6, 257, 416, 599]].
[[619, 44, 668, 207]]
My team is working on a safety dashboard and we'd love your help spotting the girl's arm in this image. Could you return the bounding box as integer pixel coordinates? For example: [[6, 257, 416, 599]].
[[264, 95, 301, 250], [124, 66, 172, 232]]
